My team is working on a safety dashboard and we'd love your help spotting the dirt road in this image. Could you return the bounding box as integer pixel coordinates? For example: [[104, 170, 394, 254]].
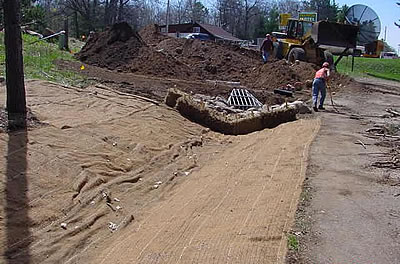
[[289, 77, 400, 263], [0, 80, 319, 263]]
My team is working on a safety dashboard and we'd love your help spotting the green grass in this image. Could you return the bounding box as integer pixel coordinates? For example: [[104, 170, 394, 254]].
[[0, 32, 87, 87], [335, 56, 400, 82], [287, 234, 299, 251]]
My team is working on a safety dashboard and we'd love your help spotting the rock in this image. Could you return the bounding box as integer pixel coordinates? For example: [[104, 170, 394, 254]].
[[204, 65, 217, 74], [294, 82, 304, 91], [108, 222, 118, 231], [61, 223, 67, 229], [305, 79, 313, 88], [175, 47, 183, 54]]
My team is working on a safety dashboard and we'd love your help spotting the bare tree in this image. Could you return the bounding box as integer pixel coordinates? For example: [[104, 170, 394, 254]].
[[243, 0, 260, 38], [3, 0, 27, 126]]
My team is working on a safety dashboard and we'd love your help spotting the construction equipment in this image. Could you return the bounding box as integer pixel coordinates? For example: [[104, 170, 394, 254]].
[[345, 4, 383, 58], [272, 19, 359, 67]]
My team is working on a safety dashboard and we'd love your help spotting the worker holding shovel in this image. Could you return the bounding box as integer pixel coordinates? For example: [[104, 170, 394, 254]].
[[260, 34, 273, 63], [312, 62, 330, 112]]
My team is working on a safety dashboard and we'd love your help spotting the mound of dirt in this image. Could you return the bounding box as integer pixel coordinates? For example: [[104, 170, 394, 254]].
[[139, 24, 168, 46], [75, 22, 355, 101], [156, 37, 262, 81], [244, 60, 351, 92], [244, 60, 316, 90], [76, 23, 195, 79]]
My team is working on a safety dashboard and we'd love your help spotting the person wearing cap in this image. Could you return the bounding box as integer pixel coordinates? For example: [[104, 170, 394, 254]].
[[260, 34, 273, 63], [312, 62, 330, 112]]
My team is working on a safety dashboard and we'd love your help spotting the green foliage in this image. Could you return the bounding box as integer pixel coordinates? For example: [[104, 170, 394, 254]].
[[287, 234, 299, 251], [253, 14, 267, 38], [23, 4, 47, 28], [383, 41, 396, 52], [304, 0, 338, 22], [0, 32, 87, 86], [265, 7, 279, 34], [336, 4, 349, 23], [336, 56, 400, 82], [193, 1, 209, 23]]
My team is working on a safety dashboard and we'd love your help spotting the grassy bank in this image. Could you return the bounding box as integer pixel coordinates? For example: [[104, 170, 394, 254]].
[[335, 56, 400, 82], [0, 32, 87, 86]]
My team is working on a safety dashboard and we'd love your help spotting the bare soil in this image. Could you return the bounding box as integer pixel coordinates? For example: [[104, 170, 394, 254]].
[[0, 80, 319, 263]]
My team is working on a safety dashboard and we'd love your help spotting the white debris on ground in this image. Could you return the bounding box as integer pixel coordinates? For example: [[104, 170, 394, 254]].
[[192, 94, 311, 117]]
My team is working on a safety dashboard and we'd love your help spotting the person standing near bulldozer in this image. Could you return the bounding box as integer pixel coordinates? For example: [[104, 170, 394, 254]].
[[312, 62, 330, 112], [260, 34, 273, 63]]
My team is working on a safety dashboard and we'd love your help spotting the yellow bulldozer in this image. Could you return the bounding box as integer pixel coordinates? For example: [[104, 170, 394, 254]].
[[272, 18, 359, 68]]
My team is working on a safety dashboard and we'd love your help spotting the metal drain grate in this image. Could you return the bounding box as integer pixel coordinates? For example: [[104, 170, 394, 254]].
[[227, 89, 263, 110]]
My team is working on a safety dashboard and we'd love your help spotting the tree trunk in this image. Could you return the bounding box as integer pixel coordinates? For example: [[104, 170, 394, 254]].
[[74, 11, 80, 39], [63, 17, 70, 51], [92, 0, 98, 27], [118, 0, 123, 22], [3, 0, 26, 127]]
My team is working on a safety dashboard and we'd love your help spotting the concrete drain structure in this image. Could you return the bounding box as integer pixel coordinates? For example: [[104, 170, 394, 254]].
[[227, 89, 263, 110]]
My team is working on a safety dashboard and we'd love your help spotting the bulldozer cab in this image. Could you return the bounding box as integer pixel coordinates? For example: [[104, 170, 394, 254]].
[[286, 19, 313, 40]]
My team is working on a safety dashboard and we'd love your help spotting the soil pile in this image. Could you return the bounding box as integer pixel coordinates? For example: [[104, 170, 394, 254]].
[[76, 23, 195, 79], [75, 22, 355, 102], [139, 24, 168, 46], [156, 37, 262, 81], [244, 60, 352, 92], [244, 60, 317, 90]]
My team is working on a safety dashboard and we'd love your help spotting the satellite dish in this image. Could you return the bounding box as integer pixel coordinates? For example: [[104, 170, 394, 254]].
[[345, 4, 381, 45]]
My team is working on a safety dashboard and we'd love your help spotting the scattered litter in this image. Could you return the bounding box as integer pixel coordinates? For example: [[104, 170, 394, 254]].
[[60, 223, 67, 229], [108, 222, 118, 231], [90, 200, 95, 205], [116, 205, 122, 210], [75, 226, 79, 229], [355, 140, 367, 149], [184, 171, 190, 176], [155, 181, 162, 185], [152, 184, 159, 189], [112, 142, 117, 147], [114, 198, 120, 202], [102, 191, 111, 203], [106, 202, 116, 211], [386, 108, 400, 117]]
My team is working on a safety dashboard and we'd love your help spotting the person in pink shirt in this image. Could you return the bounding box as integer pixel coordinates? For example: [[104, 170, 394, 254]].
[[312, 62, 330, 112]]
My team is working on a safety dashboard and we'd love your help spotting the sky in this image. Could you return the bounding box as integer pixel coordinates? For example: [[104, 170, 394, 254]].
[[335, 0, 400, 51]]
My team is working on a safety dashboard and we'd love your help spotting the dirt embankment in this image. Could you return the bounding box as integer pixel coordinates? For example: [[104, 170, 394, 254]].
[[74, 22, 354, 104], [76, 23, 195, 79]]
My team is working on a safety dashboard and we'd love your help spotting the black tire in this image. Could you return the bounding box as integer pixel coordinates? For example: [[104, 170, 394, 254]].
[[274, 42, 284, 60], [288, 47, 305, 63], [323, 50, 335, 71]]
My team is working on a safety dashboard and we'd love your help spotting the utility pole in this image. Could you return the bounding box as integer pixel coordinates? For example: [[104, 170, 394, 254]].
[[3, 0, 27, 128], [384, 26, 387, 41], [166, 0, 170, 34]]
